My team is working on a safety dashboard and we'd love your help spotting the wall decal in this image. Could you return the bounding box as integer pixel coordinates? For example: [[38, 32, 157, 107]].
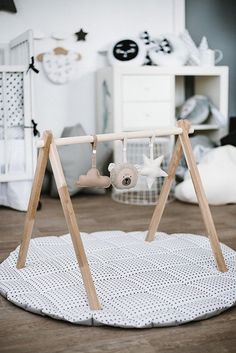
[[75, 28, 88, 41], [51, 32, 70, 41], [33, 30, 46, 40]]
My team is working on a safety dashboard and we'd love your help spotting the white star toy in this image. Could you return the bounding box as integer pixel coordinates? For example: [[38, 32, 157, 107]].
[[140, 154, 168, 189]]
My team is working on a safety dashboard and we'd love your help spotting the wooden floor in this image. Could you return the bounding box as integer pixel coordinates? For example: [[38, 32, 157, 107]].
[[0, 194, 236, 353]]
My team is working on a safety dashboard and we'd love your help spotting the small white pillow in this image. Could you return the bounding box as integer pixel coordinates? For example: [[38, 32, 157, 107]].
[[175, 145, 236, 205]]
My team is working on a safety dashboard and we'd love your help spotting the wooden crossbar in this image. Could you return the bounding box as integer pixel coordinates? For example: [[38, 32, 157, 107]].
[[16, 120, 227, 311], [36, 126, 195, 148]]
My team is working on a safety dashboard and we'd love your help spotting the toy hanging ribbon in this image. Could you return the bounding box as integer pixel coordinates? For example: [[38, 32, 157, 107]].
[[91, 135, 97, 168], [27, 56, 39, 74], [122, 136, 128, 163]]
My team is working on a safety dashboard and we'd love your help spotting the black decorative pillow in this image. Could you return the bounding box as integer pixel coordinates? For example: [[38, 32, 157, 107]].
[[0, 0, 17, 13]]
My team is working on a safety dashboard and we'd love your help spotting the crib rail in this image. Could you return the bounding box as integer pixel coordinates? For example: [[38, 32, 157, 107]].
[[9, 30, 34, 67]]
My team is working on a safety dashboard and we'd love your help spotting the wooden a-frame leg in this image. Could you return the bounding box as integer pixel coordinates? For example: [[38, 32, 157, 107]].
[[146, 136, 183, 242], [178, 119, 227, 272], [16, 131, 52, 269], [49, 138, 101, 310]]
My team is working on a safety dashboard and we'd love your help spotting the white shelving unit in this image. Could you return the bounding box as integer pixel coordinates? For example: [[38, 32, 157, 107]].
[[96, 65, 229, 163]]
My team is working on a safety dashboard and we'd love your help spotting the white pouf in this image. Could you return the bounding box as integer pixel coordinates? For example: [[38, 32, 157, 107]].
[[0, 231, 235, 328], [175, 145, 236, 205]]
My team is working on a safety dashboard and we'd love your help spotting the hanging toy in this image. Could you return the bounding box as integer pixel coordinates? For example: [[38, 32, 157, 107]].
[[140, 134, 168, 189], [76, 135, 111, 188], [108, 137, 138, 189]]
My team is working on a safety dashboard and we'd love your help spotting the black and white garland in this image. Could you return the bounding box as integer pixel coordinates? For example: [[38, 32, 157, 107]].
[[139, 31, 154, 65], [139, 31, 172, 65]]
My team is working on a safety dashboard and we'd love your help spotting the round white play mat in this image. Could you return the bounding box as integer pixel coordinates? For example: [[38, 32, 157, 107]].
[[0, 231, 235, 328]]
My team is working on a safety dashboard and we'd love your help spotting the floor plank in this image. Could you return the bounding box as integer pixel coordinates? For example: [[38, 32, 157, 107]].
[[0, 194, 236, 353]]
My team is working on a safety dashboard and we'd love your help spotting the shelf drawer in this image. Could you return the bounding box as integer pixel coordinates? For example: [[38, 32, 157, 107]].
[[122, 75, 173, 102], [123, 102, 173, 130]]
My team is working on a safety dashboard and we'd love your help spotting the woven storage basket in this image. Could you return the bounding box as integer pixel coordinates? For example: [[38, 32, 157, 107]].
[[112, 137, 175, 205]]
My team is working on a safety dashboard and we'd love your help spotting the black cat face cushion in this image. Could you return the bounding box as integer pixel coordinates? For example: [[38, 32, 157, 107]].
[[107, 38, 146, 66]]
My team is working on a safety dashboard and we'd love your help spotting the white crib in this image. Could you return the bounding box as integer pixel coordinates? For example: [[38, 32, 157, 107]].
[[0, 30, 37, 210]]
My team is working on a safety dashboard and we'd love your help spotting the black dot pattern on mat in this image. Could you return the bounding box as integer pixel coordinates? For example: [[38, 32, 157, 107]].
[[0, 232, 235, 328]]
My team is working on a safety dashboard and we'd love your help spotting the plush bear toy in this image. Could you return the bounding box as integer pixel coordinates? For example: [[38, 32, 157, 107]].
[[108, 137, 138, 190], [108, 163, 138, 189]]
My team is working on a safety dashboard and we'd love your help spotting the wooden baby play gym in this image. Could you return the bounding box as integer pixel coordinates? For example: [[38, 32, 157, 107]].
[[16, 119, 228, 311]]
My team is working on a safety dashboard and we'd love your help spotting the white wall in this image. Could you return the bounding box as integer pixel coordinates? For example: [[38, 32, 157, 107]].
[[0, 0, 184, 136]]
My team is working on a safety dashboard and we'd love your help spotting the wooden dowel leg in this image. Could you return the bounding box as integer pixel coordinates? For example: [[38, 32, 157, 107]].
[[178, 119, 227, 272], [16, 131, 52, 269], [49, 139, 101, 310], [146, 136, 183, 242]]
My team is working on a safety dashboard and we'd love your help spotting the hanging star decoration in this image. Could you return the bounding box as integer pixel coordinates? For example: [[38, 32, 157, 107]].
[[75, 28, 88, 41], [140, 155, 168, 189], [139, 135, 168, 189]]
